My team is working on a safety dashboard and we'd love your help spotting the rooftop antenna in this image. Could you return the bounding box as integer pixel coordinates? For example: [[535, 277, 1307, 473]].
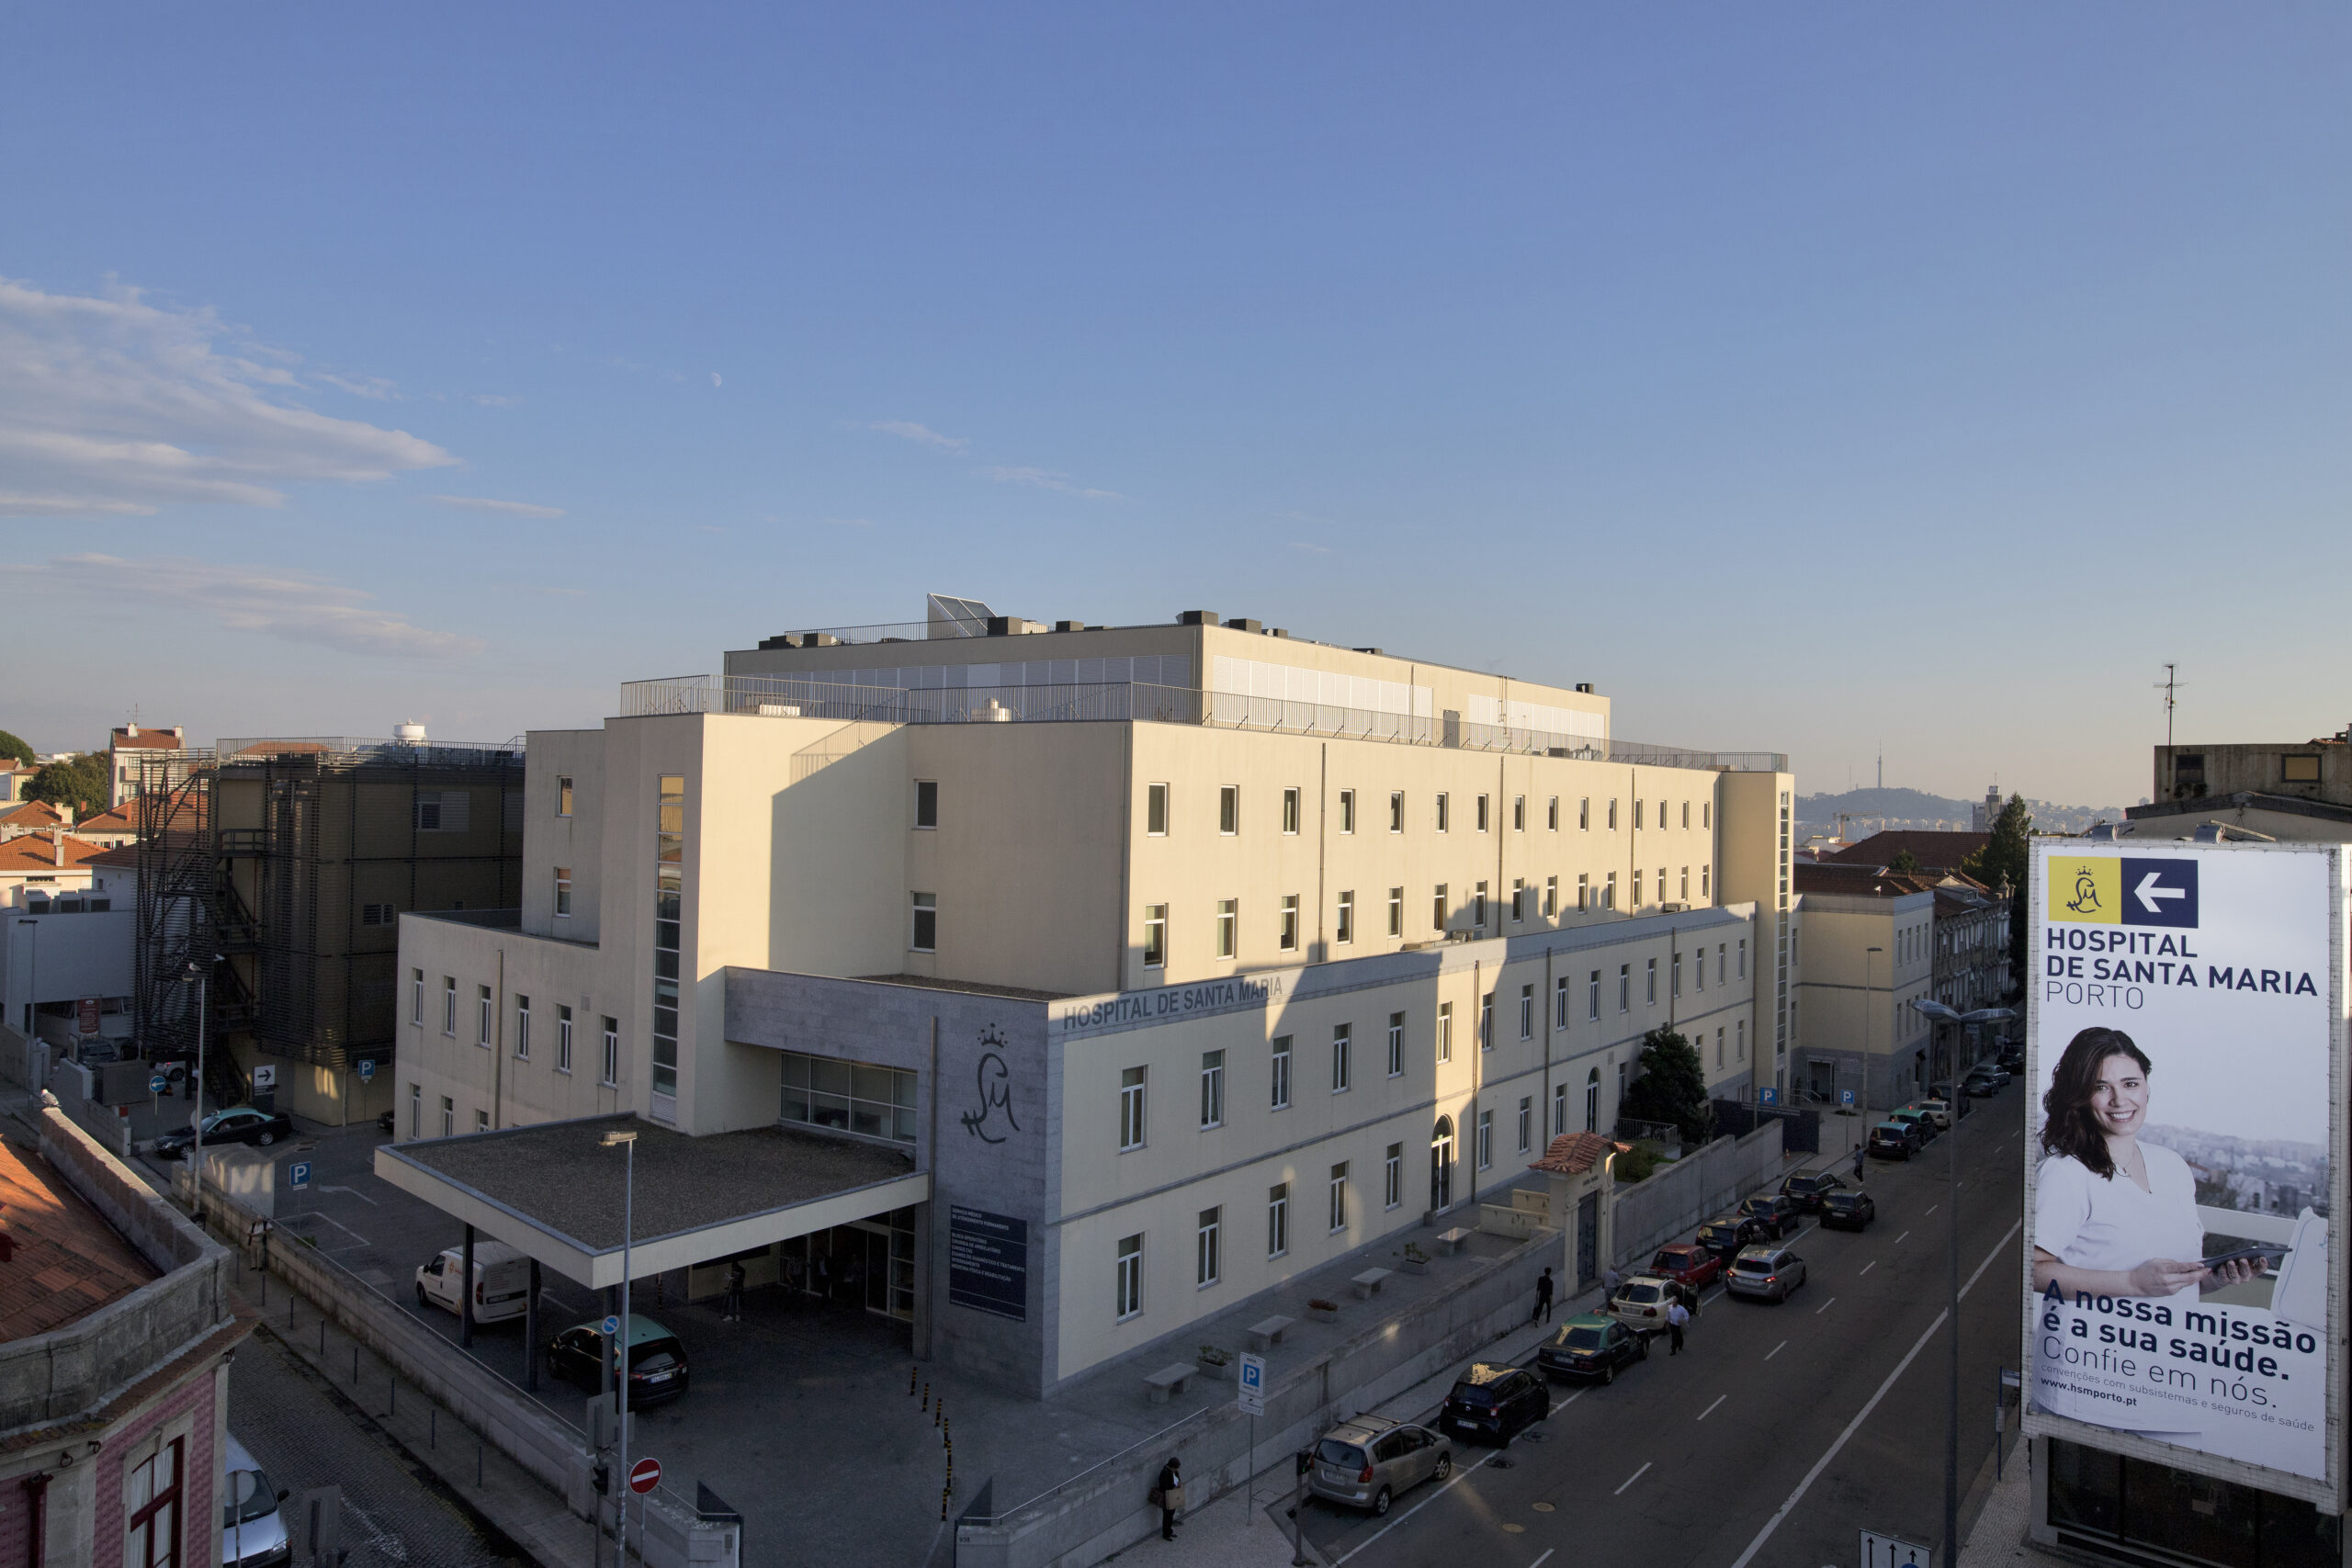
[[2154, 663, 2181, 749], [1876, 742, 1883, 792]]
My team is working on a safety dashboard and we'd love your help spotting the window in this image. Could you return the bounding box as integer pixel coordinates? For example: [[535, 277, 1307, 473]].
[[1578, 796, 1590, 831], [1517, 1096, 1532, 1153], [1552, 1080, 1567, 1135], [1671, 952, 1682, 998], [1680, 866, 1690, 901], [124, 1432, 185, 1568], [778, 1051, 918, 1140], [1271, 1036, 1292, 1110], [1519, 984, 1533, 1040], [1477, 1108, 1493, 1169], [1330, 1023, 1351, 1092], [1147, 783, 1170, 835], [601, 1017, 619, 1085], [1335, 889, 1354, 944], [1513, 795, 1525, 831], [1267, 1183, 1289, 1257], [1695, 946, 1705, 991], [1282, 787, 1301, 835], [1577, 873, 1589, 910], [1604, 872, 1617, 909], [441, 1096, 454, 1137], [1715, 1028, 1724, 1067], [514, 995, 531, 1059], [1339, 789, 1355, 833], [477, 984, 492, 1047], [409, 1083, 421, 1139], [1115, 1235, 1143, 1319], [1215, 899, 1237, 959], [1279, 895, 1300, 952], [1588, 969, 1600, 1021], [1555, 976, 1569, 1028], [1386, 886, 1403, 937], [558, 1005, 574, 1072], [1544, 875, 1556, 918], [476, 1108, 489, 1133], [1737, 1020, 1747, 1061], [1435, 793, 1450, 832], [1607, 798, 1618, 831], [1476, 794, 1489, 832], [1329, 1163, 1349, 1232], [411, 967, 424, 1026], [443, 976, 457, 1035], [1617, 964, 1630, 1012], [1479, 992, 1493, 1051], [1200, 1051, 1225, 1128], [1143, 904, 1168, 969], [1738, 938, 1747, 979], [1386, 1012, 1405, 1077], [1645, 959, 1657, 1004], [1437, 1001, 1453, 1062], [2284, 753, 2323, 783], [1474, 881, 1488, 928], [1510, 878, 1524, 922], [1432, 883, 1448, 931], [1548, 795, 1560, 830], [1585, 1068, 1600, 1133], [361, 901, 396, 926], [1657, 866, 1667, 904], [557, 774, 574, 817], [1389, 791, 1404, 833], [1385, 1143, 1404, 1208], [652, 778, 684, 1100], [1702, 864, 1710, 899], [910, 892, 937, 952], [1120, 1067, 1148, 1150], [1197, 1208, 1222, 1287], [1634, 798, 1645, 831], [1633, 869, 1643, 907], [415, 790, 470, 832], [1703, 802, 1712, 829], [915, 780, 939, 829], [554, 867, 572, 918], [1219, 785, 1239, 835]]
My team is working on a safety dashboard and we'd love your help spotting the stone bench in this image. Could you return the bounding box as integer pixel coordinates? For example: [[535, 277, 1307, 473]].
[[1434, 1226, 1473, 1257], [1350, 1267, 1393, 1300], [1143, 1362, 1195, 1404], [1246, 1314, 1295, 1353]]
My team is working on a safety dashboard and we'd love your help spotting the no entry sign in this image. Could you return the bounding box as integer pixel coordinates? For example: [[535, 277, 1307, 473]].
[[628, 1458, 661, 1495]]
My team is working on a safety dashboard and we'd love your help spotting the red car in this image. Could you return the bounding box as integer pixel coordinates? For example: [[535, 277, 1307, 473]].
[[1645, 1243, 1723, 1292]]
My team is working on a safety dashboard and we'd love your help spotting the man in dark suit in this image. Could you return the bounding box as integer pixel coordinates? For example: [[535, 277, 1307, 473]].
[[1157, 1455, 1182, 1540]]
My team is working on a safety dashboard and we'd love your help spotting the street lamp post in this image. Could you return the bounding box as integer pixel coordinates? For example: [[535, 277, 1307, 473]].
[[1861, 945, 1883, 1154], [603, 1128, 638, 1564], [1910, 998, 2015, 1568], [185, 955, 220, 1210]]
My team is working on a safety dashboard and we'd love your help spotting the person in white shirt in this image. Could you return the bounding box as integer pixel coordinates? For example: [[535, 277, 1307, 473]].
[[2031, 1027, 2259, 1300]]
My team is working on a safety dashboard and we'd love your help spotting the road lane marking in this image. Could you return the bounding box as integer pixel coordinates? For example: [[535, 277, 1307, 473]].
[[1764, 1340, 1786, 1361], [1613, 1461, 1651, 1495], [1529, 1552, 1555, 1568], [1895, 1231, 1910, 1244], [1331, 1447, 1496, 1563], [1925, 1205, 1937, 1216], [1726, 1218, 2022, 1568], [1545, 1388, 1588, 1416], [1859, 1261, 1876, 1277], [1697, 1394, 1725, 1421], [1815, 1296, 1836, 1314]]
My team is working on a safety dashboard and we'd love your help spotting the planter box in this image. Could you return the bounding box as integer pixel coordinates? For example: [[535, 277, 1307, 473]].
[[1306, 1302, 1339, 1324], [1396, 1258, 1430, 1276], [1196, 1357, 1235, 1382]]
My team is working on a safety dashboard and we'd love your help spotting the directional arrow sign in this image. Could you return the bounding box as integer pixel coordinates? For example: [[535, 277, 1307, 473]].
[[2135, 872, 2185, 914], [2120, 857, 2199, 928]]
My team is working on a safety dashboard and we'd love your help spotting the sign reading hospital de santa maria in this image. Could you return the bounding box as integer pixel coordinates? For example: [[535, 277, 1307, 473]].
[[2026, 840, 2346, 1506]]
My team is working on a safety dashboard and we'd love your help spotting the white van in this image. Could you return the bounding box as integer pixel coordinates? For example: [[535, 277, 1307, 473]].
[[221, 1434, 289, 1567], [414, 1239, 531, 1323]]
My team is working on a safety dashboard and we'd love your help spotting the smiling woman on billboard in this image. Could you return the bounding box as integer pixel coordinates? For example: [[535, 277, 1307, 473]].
[[2031, 1027, 2265, 1300]]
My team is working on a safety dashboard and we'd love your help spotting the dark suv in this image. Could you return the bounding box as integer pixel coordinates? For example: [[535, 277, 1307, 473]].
[[1778, 1171, 1847, 1213], [1438, 1362, 1547, 1446], [1737, 1191, 1802, 1238]]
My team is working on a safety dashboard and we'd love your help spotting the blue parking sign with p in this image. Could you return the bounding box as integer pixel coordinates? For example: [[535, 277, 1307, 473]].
[[357, 1058, 376, 1082], [1841, 1089, 1855, 1106], [289, 1161, 312, 1191], [1758, 1087, 1778, 1106]]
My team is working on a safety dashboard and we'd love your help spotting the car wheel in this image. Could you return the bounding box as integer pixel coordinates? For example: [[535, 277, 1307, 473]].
[[1637, 1337, 1649, 1360], [1433, 1452, 1453, 1481], [1373, 1486, 1392, 1517], [415, 1283, 427, 1308], [255, 1131, 276, 1147], [1602, 1362, 1615, 1385]]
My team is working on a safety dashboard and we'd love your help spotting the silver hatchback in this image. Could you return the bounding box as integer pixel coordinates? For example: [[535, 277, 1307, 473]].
[[1307, 1415, 1453, 1516], [1725, 1245, 1808, 1303]]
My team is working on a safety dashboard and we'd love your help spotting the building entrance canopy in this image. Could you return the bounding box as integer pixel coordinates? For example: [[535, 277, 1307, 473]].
[[375, 1114, 928, 1290]]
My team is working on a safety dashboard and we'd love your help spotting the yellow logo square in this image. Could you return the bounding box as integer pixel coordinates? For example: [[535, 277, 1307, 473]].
[[2049, 858, 2121, 924]]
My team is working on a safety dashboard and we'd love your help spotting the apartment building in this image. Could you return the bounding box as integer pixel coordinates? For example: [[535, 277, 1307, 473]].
[[1790, 861, 1935, 1111], [107, 724, 187, 807], [2129, 728, 2352, 842], [384, 603, 1793, 1395]]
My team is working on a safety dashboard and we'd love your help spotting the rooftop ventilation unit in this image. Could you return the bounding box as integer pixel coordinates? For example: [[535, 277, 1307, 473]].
[[927, 593, 997, 639], [1177, 610, 1218, 626]]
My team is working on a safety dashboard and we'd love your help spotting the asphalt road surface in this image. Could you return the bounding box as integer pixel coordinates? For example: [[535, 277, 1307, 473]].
[[1293, 1088, 2028, 1568]]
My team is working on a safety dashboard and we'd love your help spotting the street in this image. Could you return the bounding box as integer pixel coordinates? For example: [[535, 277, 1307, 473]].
[[1297, 1088, 2025, 1568]]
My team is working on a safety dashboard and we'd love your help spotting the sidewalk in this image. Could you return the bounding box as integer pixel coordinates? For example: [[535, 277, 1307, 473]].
[[1958, 1445, 2070, 1568]]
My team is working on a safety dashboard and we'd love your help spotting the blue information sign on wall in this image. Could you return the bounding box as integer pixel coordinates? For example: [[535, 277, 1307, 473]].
[[948, 1206, 1029, 1323]]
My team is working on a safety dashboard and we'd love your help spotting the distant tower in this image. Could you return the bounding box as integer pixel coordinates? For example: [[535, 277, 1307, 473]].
[[1973, 785, 2000, 832], [1876, 745, 1883, 792]]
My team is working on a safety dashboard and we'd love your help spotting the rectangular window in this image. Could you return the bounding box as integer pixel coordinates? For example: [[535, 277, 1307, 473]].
[[1603, 872, 1617, 909], [1216, 898, 1237, 959], [1329, 1163, 1349, 1232], [1672, 951, 1682, 998], [443, 976, 457, 1035], [1116, 1235, 1143, 1320], [1519, 984, 1533, 1040], [1618, 964, 1631, 1012], [1474, 881, 1488, 928], [1701, 863, 1711, 899], [409, 1083, 421, 1139], [1680, 866, 1690, 901], [1717, 942, 1726, 986], [655, 773, 684, 862], [476, 1108, 490, 1133], [1737, 1020, 1747, 1060], [1633, 869, 1644, 907], [1389, 791, 1405, 833], [1513, 795, 1526, 831], [1219, 784, 1239, 835], [1339, 789, 1355, 833], [1432, 883, 1448, 931], [1608, 798, 1618, 831], [1510, 878, 1524, 922], [1476, 794, 1489, 832], [1385, 1143, 1404, 1208], [554, 866, 572, 918], [477, 984, 492, 1047], [1517, 1096, 1532, 1153], [914, 779, 939, 829], [1479, 992, 1493, 1051], [1386, 1012, 1405, 1076], [1555, 975, 1569, 1028], [1143, 904, 1168, 969], [1336, 889, 1354, 944], [1477, 1108, 1493, 1169], [124, 1433, 184, 1568], [1682, 800, 1691, 829], [1120, 1067, 1148, 1150], [1634, 798, 1645, 831], [1200, 1051, 1225, 1128], [1544, 875, 1556, 918], [1267, 1184, 1289, 1258], [1589, 969, 1600, 1021], [514, 995, 531, 1059], [1279, 894, 1300, 952], [1282, 787, 1301, 835], [1577, 872, 1589, 910], [602, 1018, 619, 1085], [1435, 793, 1450, 832], [1547, 795, 1560, 830], [1437, 1001, 1453, 1062], [1386, 886, 1403, 937], [1553, 1080, 1568, 1135], [2284, 753, 2323, 783], [1197, 1207, 1222, 1287], [1578, 796, 1590, 831], [1738, 939, 1747, 979], [777, 1050, 919, 1141], [1147, 782, 1169, 835], [911, 892, 937, 952], [1270, 1036, 1293, 1110], [441, 1096, 454, 1137], [1645, 959, 1657, 1004], [1330, 1023, 1351, 1093], [1704, 802, 1712, 829], [411, 967, 424, 1026], [557, 774, 574, 817], [1715, 1027, 1724, 1068], [652, 777, 685, 1101], [557, 1005, 574, 1072]]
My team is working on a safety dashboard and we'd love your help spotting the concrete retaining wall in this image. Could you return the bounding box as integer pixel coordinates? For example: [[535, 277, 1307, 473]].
[[1609, 1122, 1786, 1268], [955, 1224, 1560, 1568]]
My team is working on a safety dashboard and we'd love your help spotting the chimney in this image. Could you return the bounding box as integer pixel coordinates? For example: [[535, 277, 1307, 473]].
[[124, 723, 138, 739], [51, 827, 64, 867]]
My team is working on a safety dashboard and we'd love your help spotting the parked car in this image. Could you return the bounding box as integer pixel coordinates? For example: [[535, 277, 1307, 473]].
[[1868, 1122, 1918, 1160], [221, 1433, 291, 1568], [377, 1108, 397, 1134], [1818, 1190, 1877, 1231], [1914, 1098, 1956, 1130], [153, 1106, 294, 1158], [72, 1037, 131, 1066], [1996, 1044, 2025, 1073], [1726, 1245, 1808, 1303], [1696, 1214, 1761, 1256], [1607, 1275, 1679, 1335], [1779, 1171, 1848, 1213], [1736, 1191, 1802, 1239], [415, 1239, 532, 1323], [1645, 1243, 1723, 1292], [545, 1314, 691, 1405], [1539, 1314, 1648, 1384], [1965, 1066, 2007, 1094], [1887, 1107, 1938, 1143], [1438, 1361, 1548, 1446], [1307, 1415, 1452, 1515]]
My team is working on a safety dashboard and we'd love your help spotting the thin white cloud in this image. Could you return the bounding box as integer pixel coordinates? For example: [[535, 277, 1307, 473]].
[[1289, 542, 1334, 556], [871, 420, 969, 453], [316, 371, 401, 401], [4, 554, 482, 660], [0, 276, 456, 517], [710, 373, 722, 389], [978, 465, 1122, 502], [423, 494, 566, 519], [471, 392, 525, 408]]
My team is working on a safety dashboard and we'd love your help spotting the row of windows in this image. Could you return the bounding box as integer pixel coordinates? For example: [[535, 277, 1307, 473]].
[[1114, 1155, 1386, 1318], [413, 966, 620, 1086], [1146, 784, 1713, 839]]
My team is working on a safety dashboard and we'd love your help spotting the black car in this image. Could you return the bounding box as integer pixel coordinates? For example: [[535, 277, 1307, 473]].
[[1868, 1122, 1920, 1160], [152, 1106, 295, 1158], [1438, 1361, 1547, 1445], [1819, 1190, 1877, 1231], [1737, 1191, 1802, 1239], [545, 1315, 691, 1405], [1537, 1315, 1647, 1384], [1696, 1214, 1760, 1257], [1779, 1171, 1848, 1213], [1962, 1075, 2002, 1099]]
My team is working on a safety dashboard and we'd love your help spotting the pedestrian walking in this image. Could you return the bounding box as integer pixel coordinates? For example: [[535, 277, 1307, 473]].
[[1532, 1266, 1555, 1325], [1156, 1456, 1183, 1541], [723, 1260, 746, 1323], [1666, 1297, 1690, 1356], [1602, 1263, 1623, 1298], [1851, 1141, 1867, 1184]]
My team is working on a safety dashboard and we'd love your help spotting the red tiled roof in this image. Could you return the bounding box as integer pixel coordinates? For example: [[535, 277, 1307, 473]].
[[0, 800, 65, 829], [75, 802, 138, 834], [1530, 1131, 1630, 1176], [1823, 831, 1990, 873], [0, 1139, 157, 1338], [109, 728, 187, 750], [85, 843, 141, 869], [1793, 863, 1937, 898], [0, 834, 108, 874]]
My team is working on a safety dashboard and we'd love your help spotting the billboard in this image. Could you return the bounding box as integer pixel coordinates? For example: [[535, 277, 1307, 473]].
[[2025, 841, 2344, 1506]]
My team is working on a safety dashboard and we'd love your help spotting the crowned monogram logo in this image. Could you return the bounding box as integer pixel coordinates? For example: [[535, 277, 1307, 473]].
[[960, 1025, 1020, 1144]]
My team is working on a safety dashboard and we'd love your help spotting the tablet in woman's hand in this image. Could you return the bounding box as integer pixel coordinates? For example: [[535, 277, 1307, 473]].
[[2198, 1245, 2287, 1271]]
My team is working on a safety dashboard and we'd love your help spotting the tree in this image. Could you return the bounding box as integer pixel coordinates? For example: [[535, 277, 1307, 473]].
[[26, 750, 108, 819], [1962, 794, 2033, 998], [0, 729, 32, 769], [1888, 848, 1920, 874], [1618, 1027, 1718, 1147]]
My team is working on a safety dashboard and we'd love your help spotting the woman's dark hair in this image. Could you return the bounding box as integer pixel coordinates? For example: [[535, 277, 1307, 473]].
[[2040, 1027, 2154, 1179]]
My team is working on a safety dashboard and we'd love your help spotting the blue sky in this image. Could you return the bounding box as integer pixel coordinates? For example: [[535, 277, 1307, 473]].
[[3, 6, 2343, 807]]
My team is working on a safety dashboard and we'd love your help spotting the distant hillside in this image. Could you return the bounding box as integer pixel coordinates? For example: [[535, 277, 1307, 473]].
[[1796, 787, 2126, 838]]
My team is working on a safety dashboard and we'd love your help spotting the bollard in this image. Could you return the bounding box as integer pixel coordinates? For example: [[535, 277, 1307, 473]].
[[910, 1366, 918, 1397], [935, 1399, 943, 1429], [942, 1488, 950, 1521], [922, 1382, 930, 1413]]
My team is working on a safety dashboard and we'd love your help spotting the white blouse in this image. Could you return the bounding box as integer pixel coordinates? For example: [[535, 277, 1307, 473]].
[[2034, 1144, 2204, 1297]]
